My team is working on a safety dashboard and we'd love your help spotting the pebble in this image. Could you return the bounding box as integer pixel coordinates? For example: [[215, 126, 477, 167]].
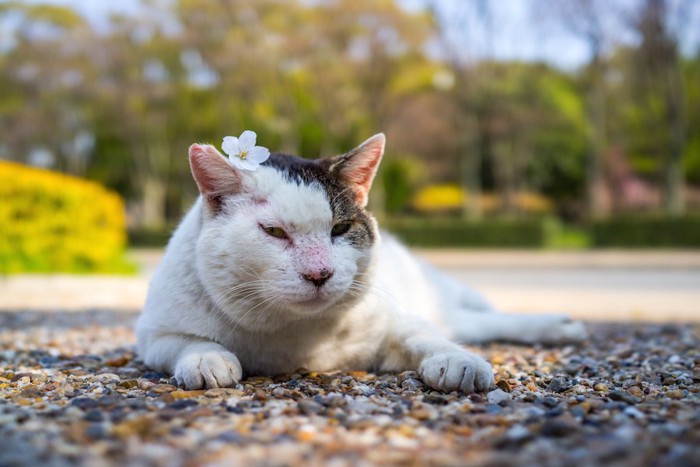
[[486, 388, 511, 405], [0, 313, 699, 466], [546, 376, 570, 393], [609, 390, 641, 405]]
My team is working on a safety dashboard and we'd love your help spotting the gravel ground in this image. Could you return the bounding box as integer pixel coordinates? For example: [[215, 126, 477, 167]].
[[1, 310, 699, 467]]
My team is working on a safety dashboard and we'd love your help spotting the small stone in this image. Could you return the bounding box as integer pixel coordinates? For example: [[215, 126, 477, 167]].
[[296, 424, 316, 442], [623, 406, 645, 420], [170, 390, 205, 400], [104, 356, 131, 367], [11, 373, 33, 383], [506, 424, 532, 442], [298, 400, 324, 415], [70, 397, 99, 410], [666, 389, 685, 399], [609, 389, 641, 405], [95, 373, 120, 384], [541, 419, 576, 437], [83, 410, 104, 422], [496, 379, 511, 392], [205, 388, 242, 398], [150, 384, 177, 394], [168, 399, 199, 410], [546, 377, 570, 393], [20, 387, 42, 399], [487, 389, 511, 405], [409, 404, 437, 421], [400, 378, 424, 390], [118, 380, 139, 389], [540, 396, 559, 408], [593, 383, 609, 392], [85, 423, 107, 440]]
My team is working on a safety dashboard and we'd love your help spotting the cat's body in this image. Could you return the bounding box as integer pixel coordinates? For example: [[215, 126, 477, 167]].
[[136, 135, 586, 393]]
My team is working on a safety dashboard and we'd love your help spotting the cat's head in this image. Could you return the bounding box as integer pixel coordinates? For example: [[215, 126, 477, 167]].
[[188, 134, 385, 331]]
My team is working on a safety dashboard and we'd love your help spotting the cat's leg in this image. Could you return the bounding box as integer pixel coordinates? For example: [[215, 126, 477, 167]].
[[378, 328, 494, 393], [140, 333, 243, 389], [447, 310, 588, 345]]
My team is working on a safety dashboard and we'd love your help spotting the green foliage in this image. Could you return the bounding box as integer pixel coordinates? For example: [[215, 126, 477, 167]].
[[0, 161, 133, 274], [591, 216, 700, 248], [0, 0, 699, 228], [543, 219, 592, 250], [384, 217, 546, 248], [377, 157, 423, 214]]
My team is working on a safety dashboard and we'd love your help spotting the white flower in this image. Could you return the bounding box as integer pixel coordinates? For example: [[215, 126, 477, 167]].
[[222, 130, 270, 171]]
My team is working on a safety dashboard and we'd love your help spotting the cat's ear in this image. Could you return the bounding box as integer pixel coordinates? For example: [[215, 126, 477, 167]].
[[329, 133, 385, 208], [189, 143, 242, 213]]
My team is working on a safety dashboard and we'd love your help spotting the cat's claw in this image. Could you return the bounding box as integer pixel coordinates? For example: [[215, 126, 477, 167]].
[[419, 350, 494, 393], [174, 345, 243, 390]]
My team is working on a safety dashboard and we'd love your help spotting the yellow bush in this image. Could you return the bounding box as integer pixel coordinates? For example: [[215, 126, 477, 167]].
[[412, 184, 466, 212], [514, 192, 553, 214], [0, 161, 129, 273], [412, 184, 552, 215]]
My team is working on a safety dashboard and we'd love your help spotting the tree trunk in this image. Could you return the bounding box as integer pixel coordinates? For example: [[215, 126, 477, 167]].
[[141, 176, 167, 229], [585, 54, 608, 219], [460, 114, 483, 220], [663, 55, 686, 216]]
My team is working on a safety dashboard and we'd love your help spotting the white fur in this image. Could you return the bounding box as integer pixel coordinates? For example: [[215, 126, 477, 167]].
[[136, 164, 586, 393]]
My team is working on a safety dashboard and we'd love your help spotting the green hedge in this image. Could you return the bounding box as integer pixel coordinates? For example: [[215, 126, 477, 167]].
[[128, 228, 175, 248], [383, 217, 546, 248], [591, 216, 700, 248]]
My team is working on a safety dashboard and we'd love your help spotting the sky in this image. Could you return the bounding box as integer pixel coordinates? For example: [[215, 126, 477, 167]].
[[13, 0, 700, 71]]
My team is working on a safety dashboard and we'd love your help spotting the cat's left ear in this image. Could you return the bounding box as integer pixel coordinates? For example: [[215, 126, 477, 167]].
[[329, 133, 385, 208], [189, 143, 243, 214]]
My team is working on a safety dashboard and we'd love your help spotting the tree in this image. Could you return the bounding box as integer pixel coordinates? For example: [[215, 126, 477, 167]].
[[629, 0, 689, 215], [547, 0, 618, 218]]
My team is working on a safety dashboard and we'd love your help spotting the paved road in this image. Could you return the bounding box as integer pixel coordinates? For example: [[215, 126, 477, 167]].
[[2, 249, 699, 322], [441, 267, 699, 322], [415, 250, 700, 322]]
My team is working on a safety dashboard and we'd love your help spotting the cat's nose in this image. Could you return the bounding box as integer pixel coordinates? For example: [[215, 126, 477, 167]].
[[301, 268, 334, 287]]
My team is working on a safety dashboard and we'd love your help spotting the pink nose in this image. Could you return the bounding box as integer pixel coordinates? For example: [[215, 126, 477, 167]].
[[301, 268, 334, 287]]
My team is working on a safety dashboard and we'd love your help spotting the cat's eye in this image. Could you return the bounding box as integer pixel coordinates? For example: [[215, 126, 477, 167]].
[[262, 226, 288, 239], [331, 222, 352, 237]]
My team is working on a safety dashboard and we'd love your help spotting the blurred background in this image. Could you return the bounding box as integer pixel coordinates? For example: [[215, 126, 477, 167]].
[[1, 0, 700, 280]]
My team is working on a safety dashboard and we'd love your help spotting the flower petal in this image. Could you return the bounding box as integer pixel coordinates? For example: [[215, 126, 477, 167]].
[[238, 130, 257, 152], [222, 136, 240, 156], [227, 155, 246, 170], [239, 159, 259, 171], [247, 146, 270, 164]]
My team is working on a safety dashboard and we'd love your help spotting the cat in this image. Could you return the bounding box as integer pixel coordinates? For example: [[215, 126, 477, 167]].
[[135, 134, 586, 393]]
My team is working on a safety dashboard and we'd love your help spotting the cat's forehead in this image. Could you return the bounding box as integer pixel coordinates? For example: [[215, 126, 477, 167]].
[[251, 153, 359, 219], [249, 165, 332, 227]]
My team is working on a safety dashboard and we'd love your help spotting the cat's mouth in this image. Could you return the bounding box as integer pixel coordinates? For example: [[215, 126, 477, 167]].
[[288, 286, 342, 312]]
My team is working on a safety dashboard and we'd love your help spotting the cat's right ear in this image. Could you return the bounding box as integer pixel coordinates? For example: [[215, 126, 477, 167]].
[[189, 144, 242, 214]]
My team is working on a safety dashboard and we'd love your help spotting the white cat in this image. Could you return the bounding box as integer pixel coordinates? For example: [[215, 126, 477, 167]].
[[136, 134, 586, 393]]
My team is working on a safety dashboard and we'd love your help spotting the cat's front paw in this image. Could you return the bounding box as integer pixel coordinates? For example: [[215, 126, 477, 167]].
[[418, 350, 494, 393], [174, 343, 243, 390]]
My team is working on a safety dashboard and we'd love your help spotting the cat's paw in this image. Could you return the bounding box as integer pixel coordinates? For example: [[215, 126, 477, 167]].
[[174, 344, 243, 390], [418, 350, 494, 393], [527, 315, 589, 345]]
